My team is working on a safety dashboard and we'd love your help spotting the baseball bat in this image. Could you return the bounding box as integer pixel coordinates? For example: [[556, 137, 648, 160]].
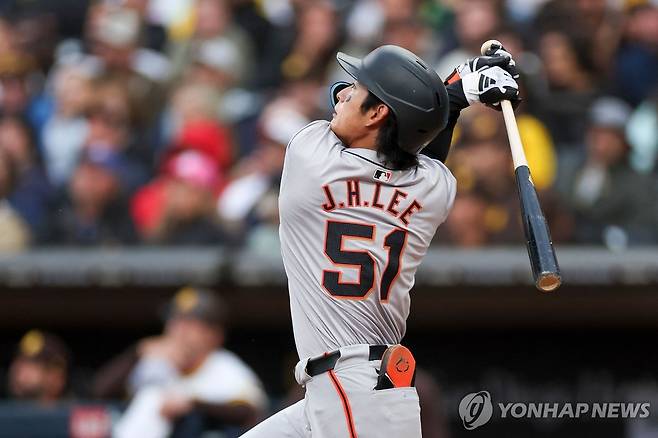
[[480, 40, 562, 292]]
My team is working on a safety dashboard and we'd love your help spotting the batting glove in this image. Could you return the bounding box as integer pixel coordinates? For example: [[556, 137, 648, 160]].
[[445, 44, 519, 85], [482, 43, 519, 79], [460, 65, 521, 110]]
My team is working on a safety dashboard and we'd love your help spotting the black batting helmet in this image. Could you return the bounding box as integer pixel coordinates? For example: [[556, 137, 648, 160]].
[[335, 45, 449, 155]]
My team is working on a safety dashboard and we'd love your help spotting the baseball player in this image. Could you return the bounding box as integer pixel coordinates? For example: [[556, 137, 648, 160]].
[[242, 45, 520, 437]]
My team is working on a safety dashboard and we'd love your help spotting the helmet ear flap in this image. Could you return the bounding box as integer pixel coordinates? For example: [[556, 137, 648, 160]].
[[329, 81, 351, 108]]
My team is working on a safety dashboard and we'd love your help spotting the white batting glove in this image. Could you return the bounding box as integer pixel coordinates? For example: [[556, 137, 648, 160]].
[[488, 47, 519, 78], [461, 66, 521, 109], [444, 43, 519, 85]]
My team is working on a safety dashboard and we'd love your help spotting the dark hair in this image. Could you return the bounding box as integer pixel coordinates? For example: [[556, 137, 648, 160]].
[[360, 92, 418, 170]]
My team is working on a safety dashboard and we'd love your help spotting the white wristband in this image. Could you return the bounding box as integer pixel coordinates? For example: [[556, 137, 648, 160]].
[[460, 72, 481, 106]]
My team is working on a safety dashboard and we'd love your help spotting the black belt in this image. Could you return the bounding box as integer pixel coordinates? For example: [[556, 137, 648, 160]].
[[306, 345, 388, 377]]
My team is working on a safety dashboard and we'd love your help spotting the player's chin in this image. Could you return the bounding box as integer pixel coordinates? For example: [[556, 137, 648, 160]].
[[329, 117, 344, 138]]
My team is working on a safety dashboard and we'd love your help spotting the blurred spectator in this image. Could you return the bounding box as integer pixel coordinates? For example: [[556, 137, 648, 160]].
[[162, 82, 234, 166], [184, 38, 245, 94], [558, 96, 658, 246], [381, 18, 437, 67], [171, 119, 232, 170], [259, 1, 341, 88], [0, 116, 53, 242], [534, 29, 598, 149], [8, 1, 59, 73], [84, 79, 149, 191], [183, 42, 265, 130], [533, 0, 622, 74], [441, 192, 489, 247], [0, 51, 36, 117], [86, 79, 135, 155], [132, 150, 227, 245], [218, 134, 284, 249], [169, 0, 254, 88], [49, 148, 138, 246], [345, 0, 422, 51], [0, 17, 16, 55], [119, 0, 168, 52], [230, 0, 274, 60], [575, 0, 623, 75], [505, 0, 550, 24], [156, 150, 226, 245], [8, 330, 71, 404], [627, 90, 658, 174], [38, 63, 94, 187], [612, 4, 658, 106], [121, 0, 186, 51], [435, 0, 504, 78], [0, 147, 30, 251], [94, 287, 266, 437], [85, 2, 171, 123], [133, 82, 233, 245], [445, 138, 524, 246]]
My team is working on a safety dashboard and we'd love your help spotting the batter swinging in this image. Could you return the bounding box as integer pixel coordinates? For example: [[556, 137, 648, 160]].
[[242, 45, 520, 437]]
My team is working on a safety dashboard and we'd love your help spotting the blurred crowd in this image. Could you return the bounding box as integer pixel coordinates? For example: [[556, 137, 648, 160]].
[[0, 0, 656, 252], [1, 287, 450, 437], [3, 288, 269, 437]]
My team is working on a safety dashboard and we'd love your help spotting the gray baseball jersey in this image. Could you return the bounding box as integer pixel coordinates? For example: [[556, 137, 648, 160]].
[[279, 120, 456, 360]]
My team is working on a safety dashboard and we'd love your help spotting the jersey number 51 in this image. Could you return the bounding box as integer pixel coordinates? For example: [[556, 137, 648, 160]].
[[322, 220, 407, 302]]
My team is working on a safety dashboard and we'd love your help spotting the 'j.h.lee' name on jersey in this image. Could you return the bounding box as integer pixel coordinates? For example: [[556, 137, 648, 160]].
[[321, 179, 422, 226]]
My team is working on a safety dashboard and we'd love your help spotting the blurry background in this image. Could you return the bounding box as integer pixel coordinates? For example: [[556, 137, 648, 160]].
[[0, 0, 657, 436]]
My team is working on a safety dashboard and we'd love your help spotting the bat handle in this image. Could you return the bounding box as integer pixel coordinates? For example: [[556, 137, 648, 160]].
[[500, 100, 528, 169]]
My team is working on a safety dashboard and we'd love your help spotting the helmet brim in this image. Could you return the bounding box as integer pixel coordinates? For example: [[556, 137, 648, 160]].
[[336, 52, 362, 81]]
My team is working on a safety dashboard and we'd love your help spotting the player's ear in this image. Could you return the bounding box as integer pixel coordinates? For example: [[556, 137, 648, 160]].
[[365, 104, 389, 127]]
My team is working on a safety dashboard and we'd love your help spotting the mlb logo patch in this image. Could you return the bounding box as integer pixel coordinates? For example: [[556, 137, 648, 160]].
[[374, 169, 391, 182]]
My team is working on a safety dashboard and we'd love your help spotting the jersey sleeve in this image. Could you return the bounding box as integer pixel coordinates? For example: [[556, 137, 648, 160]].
[[421, 80, 469, 162], [419, 155, 457, 225]]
